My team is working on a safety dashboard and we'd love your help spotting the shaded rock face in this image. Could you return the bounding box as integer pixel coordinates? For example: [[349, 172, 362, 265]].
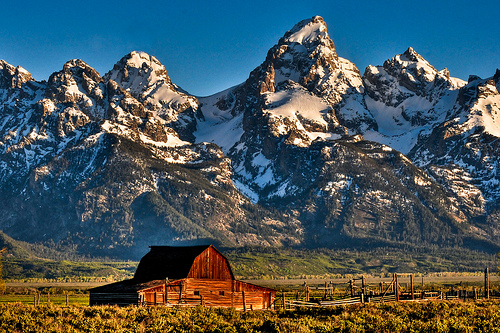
[[105, 51, 200, 141], [0, 60, 33, 89], [1, 16, 500, 259]]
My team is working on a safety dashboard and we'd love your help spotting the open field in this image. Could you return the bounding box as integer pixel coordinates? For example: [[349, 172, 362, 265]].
[[2, 272, 498, 308], [0, 294, 89, 306], [5, 282, 106, 289], [2, 300, 500, 332], [6, 272, 498, 290]]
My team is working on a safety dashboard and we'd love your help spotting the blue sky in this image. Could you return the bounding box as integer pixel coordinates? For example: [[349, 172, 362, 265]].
[[1, 0, 498, 96]]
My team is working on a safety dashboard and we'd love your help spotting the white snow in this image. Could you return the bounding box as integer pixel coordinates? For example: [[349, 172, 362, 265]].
[[264, 87, 330, 126], [125, 51, 165, 73], [232, 179, 259, 204], [268, 180, 291, 198], [107, 51, 192, 120], [286, 20, 327, 45], [254, 167, 275, 187], [323, 175, 353, 196], [307, 132, 342, 141], [143, 81, 187, 109], [195, 87, 244, 153], [139, 132, 190, 147], [102, 120, 190, 148], [252, 152, 271, 169], [468, 85, 500, 137]]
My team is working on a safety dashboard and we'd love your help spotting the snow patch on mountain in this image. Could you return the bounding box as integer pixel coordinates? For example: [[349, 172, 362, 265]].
[[195, 87, 244, 153], [264, 87, 329, 125], [467, 81, 500, 137], [285, 16, 328, 47], [106, 51, 199, 124], [232, 179, 259, 203]]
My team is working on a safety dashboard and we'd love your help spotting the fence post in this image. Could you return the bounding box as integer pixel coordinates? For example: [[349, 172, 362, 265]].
[[242, 291, 247, 312], [361, 276, 366, 300], [66, 294, 69, 307], [34, 295, 37, 306], [165, 278, 169, 305], [410, 274, 414, 300], [282, 291, 286, 310], [305, 286, 310, 302], [485, 268, 490, 299], [394, 274, 399, 302]]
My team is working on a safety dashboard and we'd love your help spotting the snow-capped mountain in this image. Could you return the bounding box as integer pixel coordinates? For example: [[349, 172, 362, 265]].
[[361, 47, 466, 153], [409, 71, 500, 220], [0, 16, 499, 258]]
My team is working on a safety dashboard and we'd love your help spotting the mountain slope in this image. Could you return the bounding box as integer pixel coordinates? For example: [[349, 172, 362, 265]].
[[409, 71, 500, 220], [0, 16, 499, 258]]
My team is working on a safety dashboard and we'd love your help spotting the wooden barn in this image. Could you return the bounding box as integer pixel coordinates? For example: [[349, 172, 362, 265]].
[[89, 245, 276, 310]]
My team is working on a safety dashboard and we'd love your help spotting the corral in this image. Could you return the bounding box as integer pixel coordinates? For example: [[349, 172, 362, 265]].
[[279, 269, 497, 309]]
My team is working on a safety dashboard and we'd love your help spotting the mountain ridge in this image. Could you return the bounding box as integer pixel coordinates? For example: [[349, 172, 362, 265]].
[[1, 16, 499, 259]]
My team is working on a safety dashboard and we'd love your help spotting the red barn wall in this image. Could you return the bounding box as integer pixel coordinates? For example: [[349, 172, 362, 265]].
[[140, 278, 276, 310], [187, 246, 233, 280]]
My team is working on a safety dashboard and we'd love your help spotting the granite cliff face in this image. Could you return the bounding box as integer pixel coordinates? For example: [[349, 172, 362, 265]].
[[0, 16, 499, 258]]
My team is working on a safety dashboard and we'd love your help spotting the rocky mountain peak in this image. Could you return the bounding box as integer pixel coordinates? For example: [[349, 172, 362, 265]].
[[105, 51, 199, 141], [45, 59, 107, 121], [493, 69, 500, 83], [2, 15, 500, 259], [364, 47, 462, 106], [48, 59, 103, 88], [401, 47, 427, 63], [282, 16, 330, 50], [384, 47, 439, 85], [0, 60, 33, 89], [106, 51, 171, 93]]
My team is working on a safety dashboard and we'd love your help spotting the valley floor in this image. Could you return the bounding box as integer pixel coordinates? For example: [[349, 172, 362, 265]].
[[1, 300, 500, 332]]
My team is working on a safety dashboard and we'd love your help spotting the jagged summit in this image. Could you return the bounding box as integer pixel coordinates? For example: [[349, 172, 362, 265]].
[[401, 47, 429, 64], [0, 60, 33, 89], [105, 51, 199, 137], [106, 51, 170, 89], [51, 59, 104, 88], [282, 16, 330, 49]]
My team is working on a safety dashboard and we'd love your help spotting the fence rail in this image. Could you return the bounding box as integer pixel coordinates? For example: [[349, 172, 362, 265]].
[[367, 294, 396, 303], [278, 270, 497, 310]]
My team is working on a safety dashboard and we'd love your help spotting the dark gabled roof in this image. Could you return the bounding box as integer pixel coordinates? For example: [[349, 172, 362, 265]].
[[89, 279, 165, 293], [133, 245, 213, 282]]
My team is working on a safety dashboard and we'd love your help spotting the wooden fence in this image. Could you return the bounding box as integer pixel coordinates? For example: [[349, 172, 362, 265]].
[[278, 269, 497, 309]]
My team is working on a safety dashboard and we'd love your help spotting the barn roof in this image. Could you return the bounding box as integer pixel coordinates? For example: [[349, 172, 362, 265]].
[[133, 244, 233, 282], [89, 279, 165, 293]]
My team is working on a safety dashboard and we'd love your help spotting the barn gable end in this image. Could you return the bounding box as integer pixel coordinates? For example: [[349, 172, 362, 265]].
[[187, 245, 233, 280]]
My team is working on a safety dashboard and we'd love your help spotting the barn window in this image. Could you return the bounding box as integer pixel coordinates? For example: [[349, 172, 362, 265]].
[[194, 291, 200, 296], [219, 291, 225, 296]]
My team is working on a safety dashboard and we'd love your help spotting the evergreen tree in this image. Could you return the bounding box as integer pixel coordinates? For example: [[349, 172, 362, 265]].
[[0, 248, 6, 294], [498, 252, 500, 277]]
